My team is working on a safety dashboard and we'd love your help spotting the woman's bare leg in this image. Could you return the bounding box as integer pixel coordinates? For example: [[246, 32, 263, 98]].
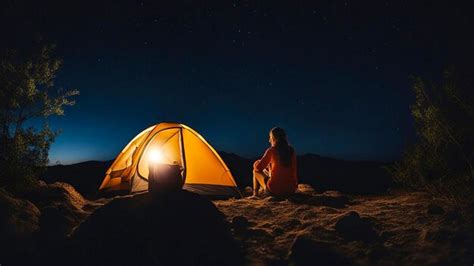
[[253, 170, 267, 196]]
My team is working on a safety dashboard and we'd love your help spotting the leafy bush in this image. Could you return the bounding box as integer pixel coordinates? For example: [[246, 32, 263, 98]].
[[391, 68, 474, 208], [0, 44, 79, 193]]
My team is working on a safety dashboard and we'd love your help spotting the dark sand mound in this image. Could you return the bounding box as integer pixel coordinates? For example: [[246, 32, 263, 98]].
[[63, 190, 243, 266]]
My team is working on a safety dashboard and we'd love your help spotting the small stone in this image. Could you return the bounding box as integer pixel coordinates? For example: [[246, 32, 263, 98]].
[[297, 184, 315, 193], [232, 215, 249, 234], [243, 186, 253, 197], [335, 211, 378, 243]]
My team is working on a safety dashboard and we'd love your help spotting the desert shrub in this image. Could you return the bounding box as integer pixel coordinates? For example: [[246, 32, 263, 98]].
[[391, 68, 474, 208], [0, 44, 79, 193]]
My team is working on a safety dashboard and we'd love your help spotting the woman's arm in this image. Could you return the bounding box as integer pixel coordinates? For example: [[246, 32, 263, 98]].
[[254, 148, 272, 171]]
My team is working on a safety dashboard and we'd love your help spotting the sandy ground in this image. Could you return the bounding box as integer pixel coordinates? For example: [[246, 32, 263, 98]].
[[214, 185, 474, 265]]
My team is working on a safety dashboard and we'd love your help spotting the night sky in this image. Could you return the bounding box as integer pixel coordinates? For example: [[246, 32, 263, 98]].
[[2, 1, 472, 164]]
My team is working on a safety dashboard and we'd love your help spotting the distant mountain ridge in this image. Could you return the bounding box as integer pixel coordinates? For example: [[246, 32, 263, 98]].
[[43, 152, 392, 198]]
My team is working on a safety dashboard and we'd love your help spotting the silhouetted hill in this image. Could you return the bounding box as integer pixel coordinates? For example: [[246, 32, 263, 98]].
[[43, 153, 392, 198], [219, 152, 392, 194], [42, 160, 113, 198], [296, 153, 392, 194]]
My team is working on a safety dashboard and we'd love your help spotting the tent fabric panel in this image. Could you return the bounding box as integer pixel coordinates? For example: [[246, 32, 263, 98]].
[[183, 184, 241, 198], [131, 174, 148, 193], [100, 176, 123, 190], [182, 129, 234, 186], [109, 168, 127, 178], [99, 175, 112, 190], [109, 126, 153, 172], [100, 125, 155, 191]]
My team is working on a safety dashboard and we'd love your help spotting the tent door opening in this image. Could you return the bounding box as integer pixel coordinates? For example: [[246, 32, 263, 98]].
[[137, 127, 187, 185]]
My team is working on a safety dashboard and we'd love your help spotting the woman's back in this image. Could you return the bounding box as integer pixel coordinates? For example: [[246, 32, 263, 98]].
[[255, 146, 298, 195]]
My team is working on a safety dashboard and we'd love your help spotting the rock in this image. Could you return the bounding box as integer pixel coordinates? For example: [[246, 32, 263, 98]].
[[335, 211, 378, 243], [297, 184, 315, 194], [287, 235, 353, 265], [0, 188, 41, 265], [243, 186, 253, 197], [25, 182, 86, 211], [0, 188, 41, 238], [427, 204, 445, 215], [67, 190, 243, 266], [232, 215, 249, 234], [22, 182, 89, 238]]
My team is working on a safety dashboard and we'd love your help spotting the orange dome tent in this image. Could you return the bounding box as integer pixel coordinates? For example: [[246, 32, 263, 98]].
[[99, 122, 241, 198]]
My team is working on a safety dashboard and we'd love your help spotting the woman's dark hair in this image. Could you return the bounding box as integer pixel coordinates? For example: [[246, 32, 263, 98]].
[[270, 127, 294, 167]]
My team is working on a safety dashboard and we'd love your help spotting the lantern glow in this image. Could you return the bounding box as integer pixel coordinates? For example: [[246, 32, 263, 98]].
[[148, 148, 164, 163]]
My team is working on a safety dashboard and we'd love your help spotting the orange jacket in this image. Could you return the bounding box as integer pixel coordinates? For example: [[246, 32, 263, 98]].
[[253, 146, 298, 195]]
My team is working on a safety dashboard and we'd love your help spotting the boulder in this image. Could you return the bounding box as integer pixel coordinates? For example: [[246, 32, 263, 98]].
[[23, 182, 88, 238], [0, 188, 40, 239], [65, 190, 243, 266], [25, 181, 86, 211], [335, 211, 378, 243], [0, 188, 41, 265], [287, 235, 353, 265]]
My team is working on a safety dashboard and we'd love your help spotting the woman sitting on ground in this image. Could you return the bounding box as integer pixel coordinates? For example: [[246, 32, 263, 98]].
[[252, 127, 298, 197]]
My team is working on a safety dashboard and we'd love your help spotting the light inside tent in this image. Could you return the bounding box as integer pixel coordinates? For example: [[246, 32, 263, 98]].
[[148, 148, 164, 163]]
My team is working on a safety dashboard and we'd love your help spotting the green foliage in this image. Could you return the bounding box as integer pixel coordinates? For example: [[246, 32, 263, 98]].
[[391, 68, 474, 207], [0, 44, 79, 193]]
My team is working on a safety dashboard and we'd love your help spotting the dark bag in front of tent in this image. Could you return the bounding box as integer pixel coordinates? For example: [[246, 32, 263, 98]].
[[148, 163, 183, 194]]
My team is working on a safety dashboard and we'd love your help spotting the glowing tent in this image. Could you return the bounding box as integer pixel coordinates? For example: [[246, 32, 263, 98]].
[[99, 122, 241, 198]]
